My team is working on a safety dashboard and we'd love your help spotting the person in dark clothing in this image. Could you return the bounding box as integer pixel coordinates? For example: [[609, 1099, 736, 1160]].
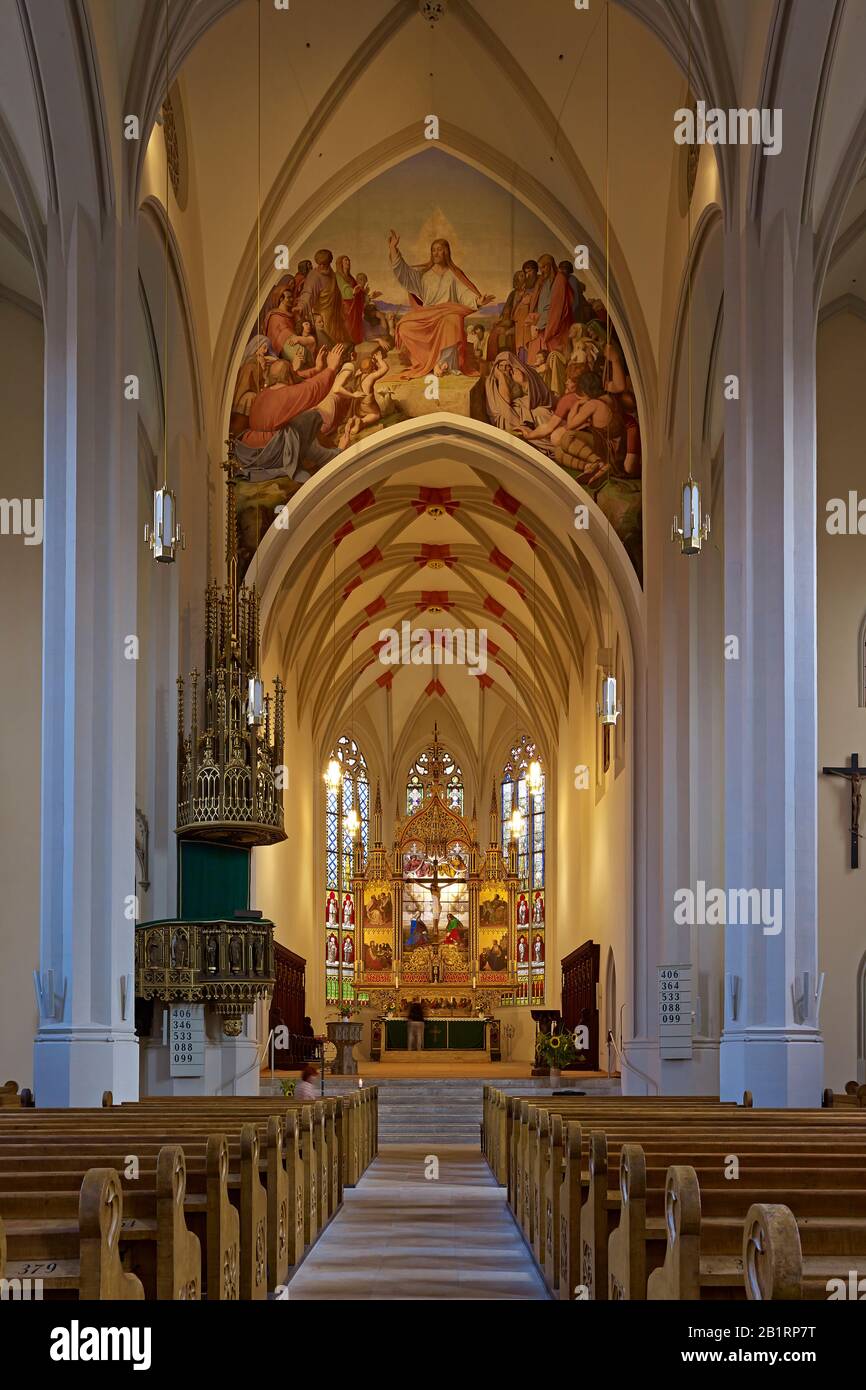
[[407, 999, 425, 1051]]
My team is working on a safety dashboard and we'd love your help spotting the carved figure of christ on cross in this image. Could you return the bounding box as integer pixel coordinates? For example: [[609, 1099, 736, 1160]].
[[822, 752, 863, 868]]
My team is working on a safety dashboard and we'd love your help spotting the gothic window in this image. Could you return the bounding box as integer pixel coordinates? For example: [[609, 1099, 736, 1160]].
[[405, 746, 464, 814], [324, 736, 368, 1001], [501, 735, 545, 1006]]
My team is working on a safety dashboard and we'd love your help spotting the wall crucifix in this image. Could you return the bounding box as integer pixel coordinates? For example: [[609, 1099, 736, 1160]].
[[821, 752, 863, 868]]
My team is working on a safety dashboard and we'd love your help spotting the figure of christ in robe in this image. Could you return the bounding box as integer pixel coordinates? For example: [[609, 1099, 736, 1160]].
[[387, 231, 495, 378]]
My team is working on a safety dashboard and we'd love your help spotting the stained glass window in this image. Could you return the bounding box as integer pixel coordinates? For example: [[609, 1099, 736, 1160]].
[[405, 746, 464, 814], [324, 736, 368, 1002], [501, 735, 545, 1005]]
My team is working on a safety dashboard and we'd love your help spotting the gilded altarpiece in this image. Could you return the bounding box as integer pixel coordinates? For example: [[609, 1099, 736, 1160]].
[[353, 748, 520, 1015]]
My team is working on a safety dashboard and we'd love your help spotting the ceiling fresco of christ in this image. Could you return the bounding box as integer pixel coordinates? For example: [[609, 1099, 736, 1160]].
[[230, 149, 643, 583]]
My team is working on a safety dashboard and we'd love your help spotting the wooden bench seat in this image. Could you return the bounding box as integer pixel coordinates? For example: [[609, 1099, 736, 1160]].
[[0, 1136, 237, 1299], [0, 1164, 165, 1300], [606, 1139, 866, 1301], [564, 1117, 866, 1300], [0, 1119, 282, 1297], [743, 1203, 866, 1299], [648, 1164, 866, 1300]]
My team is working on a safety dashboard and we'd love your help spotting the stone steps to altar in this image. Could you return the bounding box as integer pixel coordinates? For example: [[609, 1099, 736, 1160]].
[[258, 1076, 619, 1146]]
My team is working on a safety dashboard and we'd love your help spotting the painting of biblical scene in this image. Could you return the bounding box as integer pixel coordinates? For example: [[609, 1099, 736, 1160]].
[[362, 930, 393, 977], [478, 925, 509, 982], [362, 883, 393, 931], [479, 886, 509, 929], [230, 149, 643, 582], [401, 879, 469, 983]]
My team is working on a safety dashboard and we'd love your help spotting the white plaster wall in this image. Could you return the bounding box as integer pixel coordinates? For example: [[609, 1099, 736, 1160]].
[[817, 309, 866, 1089], [0, 297, 42, 1087]]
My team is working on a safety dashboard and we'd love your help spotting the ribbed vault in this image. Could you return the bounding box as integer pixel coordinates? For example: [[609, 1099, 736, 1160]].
[[255, 414, 642, 797]]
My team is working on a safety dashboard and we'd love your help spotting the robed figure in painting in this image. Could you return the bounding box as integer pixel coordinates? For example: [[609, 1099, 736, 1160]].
[[388, 231, 495, 378]]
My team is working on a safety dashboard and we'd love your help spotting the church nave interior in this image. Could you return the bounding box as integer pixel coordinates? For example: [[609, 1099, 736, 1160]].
[[0, 0, 864, 1344]]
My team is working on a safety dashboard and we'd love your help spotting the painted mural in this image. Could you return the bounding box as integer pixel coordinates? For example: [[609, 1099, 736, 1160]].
[[230, 150, 643, 580]]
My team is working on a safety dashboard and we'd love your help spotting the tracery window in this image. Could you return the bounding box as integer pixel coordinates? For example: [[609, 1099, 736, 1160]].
[[324, 736, 368, 1001], [405, 746, 464, 815], [501, 735, 545, 1006]]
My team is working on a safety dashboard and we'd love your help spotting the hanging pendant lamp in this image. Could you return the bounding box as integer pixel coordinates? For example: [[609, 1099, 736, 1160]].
[[672, 0, 710, 559], [145, 0, 185, 564]]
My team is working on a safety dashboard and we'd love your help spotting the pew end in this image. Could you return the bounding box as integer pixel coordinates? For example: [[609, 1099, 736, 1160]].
[[646, 1165, 702, 1300], [78, 1168, 145, 1300], [742, 1203, 802, 1300]]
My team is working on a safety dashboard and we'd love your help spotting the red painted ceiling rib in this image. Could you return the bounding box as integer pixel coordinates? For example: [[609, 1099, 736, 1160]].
[[493, 486, 520, 515], [348, 488, 376, 514], [358, 546, 383, 570]]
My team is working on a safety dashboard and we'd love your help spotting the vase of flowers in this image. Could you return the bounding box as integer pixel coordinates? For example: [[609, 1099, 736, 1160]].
[[334, 1000, 359, 1023], [536, 1029, 579, 1087]]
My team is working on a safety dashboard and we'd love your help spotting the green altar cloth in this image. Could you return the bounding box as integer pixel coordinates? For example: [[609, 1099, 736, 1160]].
[[384, 1019, 486, 1050]]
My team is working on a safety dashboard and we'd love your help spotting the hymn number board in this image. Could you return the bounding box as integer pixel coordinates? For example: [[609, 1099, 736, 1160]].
[[657, 965, 693, 1060], [170, 1003, 205, 1077]]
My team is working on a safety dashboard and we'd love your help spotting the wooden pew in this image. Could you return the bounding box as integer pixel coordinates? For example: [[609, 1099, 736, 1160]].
[[571, 1114, 866, 1300], [0, 1162, 163, 1300], [822, 1083, 866, 1108], [607, 1131, 866, 1299], [507, 1098, 866, 1298], [118, 1099, 325, 1255], [647, 1162, 866, 1300], [0, 1118, 261, 1296], [743, 1200, 866, 1300]]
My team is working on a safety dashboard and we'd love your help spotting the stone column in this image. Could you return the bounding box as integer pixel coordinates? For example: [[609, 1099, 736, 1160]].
[[33, 203, 141, 1105], [720, 208, 823, 1106]]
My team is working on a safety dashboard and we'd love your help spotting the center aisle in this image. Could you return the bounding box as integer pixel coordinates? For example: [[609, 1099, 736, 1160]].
[[286, 1145, 550, 1300]]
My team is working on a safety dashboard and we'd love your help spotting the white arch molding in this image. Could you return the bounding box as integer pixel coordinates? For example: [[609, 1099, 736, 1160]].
[[252, 413, 644, 1049]]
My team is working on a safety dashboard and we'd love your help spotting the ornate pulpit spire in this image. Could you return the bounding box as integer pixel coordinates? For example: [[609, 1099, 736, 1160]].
[[175, 443, 286, 845]]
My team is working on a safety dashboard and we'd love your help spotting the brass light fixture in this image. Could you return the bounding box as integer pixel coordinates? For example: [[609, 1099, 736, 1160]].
[[672, 476, 710, 554], [146, 0, 185, 564], [509, 805, 524, 841], [244, 0, 267, 723], [324, 758, 341, 791], [596, 1, 620, 729], [598, 673, 621, 727], [672, 0, 710, 558], [527, 759, 543, 798]]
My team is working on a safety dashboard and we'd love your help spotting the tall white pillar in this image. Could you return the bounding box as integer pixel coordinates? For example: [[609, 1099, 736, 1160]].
[[33, 204, 140, 1105], [720, 208, 823, 1106]]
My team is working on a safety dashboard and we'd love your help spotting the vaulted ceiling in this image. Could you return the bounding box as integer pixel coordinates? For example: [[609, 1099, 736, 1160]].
[[266, 451, 607, 784]]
